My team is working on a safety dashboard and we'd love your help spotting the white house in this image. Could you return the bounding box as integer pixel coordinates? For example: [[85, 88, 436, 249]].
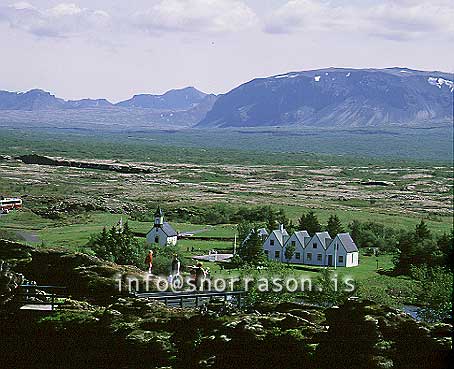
[[146, 207, 178, 247], [283, 230, 310, 264], [325, 233, 359, 267], [304, 231, 332, 266], [263, 225, 289, 262]]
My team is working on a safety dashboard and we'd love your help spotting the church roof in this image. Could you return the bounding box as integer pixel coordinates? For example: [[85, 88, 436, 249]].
[[161, 222, 177, 237]]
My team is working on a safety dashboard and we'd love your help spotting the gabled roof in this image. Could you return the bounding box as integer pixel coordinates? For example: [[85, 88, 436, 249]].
[[270, 229, 288, 247], [293, 230, 310, 246], [161, 222, 177, 237], [336, 233, 358, 253], [314, 231, 332, 248], [257, 228, 269, 237]]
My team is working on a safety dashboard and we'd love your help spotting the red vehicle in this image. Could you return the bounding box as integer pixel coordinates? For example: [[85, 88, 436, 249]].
[[0, 197, 22, 214]]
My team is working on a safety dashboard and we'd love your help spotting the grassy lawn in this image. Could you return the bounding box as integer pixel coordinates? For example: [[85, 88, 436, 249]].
[[193, 224, 237, 238]]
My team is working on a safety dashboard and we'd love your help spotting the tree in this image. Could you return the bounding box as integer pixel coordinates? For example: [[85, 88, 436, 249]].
[[276, 209, 290, 230], [89, 222, 143, 267], [237, 221, 253, 245], [411, 265, 453, 322], [238, 228, 265, 264], [437, 232, 454, 269], [298, 213, 306, 232], [284, 242, 296, 264], [266, 213, 277, 233], [299, 211, 321, 235], [326, 215, 344, 237], [415, 220, 431, 241]]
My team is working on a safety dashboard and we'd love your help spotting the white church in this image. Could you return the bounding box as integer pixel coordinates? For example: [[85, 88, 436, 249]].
[[146, 207, 178, 247], [261, 225, 359, 267]]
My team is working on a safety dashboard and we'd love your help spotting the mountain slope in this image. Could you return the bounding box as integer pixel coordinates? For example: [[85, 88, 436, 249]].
[[197, 68, 453, 128], [116, 87, 209, 110]]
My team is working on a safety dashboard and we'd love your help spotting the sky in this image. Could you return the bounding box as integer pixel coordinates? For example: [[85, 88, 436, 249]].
[[0, 0, 453, 102]]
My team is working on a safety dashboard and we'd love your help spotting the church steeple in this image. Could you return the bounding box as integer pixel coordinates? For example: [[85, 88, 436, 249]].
[[154, 206, 164, 227]]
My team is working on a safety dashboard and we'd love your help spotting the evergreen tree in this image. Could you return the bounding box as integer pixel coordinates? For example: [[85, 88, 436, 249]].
[[90, 223, 143, 267], [237, 221, 253, 245], [238, 228, 265, 264], [437, 232, 454, 269], [326, 215, 344, 237], [299, 211, 321, 235], [415, 220, 431, 241], [276, 209, 290, 230], [266, 214, 277, 233], [298, 213, 306, 231]]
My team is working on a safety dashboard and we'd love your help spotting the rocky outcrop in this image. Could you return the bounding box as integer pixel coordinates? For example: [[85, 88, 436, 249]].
[[17, 154, 158, 174], [0, 240, 147, 303], [0, 261, 23, 304], [0, 298, 451, 369]]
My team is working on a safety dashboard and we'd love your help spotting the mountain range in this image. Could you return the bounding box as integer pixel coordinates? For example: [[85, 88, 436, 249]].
[[0, 67, 452, 130]]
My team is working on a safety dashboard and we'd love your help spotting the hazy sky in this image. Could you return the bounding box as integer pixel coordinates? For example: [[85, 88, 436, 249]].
[[0, 0, 453, 102]]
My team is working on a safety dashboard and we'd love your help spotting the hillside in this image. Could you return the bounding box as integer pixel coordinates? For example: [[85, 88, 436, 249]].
[[197, 68, 453, 128]]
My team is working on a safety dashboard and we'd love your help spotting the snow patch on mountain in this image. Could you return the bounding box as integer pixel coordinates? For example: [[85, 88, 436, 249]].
[[428, 77, 454, 92]]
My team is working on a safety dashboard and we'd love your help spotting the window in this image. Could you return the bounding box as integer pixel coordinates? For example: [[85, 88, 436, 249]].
[[270, 239, 275, 246], [264, 250, 269, 255], [291, 240, 296, 246], [295, 252, 301, 260], [313, 243, 317, 249], [275, 250, 280, 259], [317, 254, 322, 261], [339, 255, 344, 263], [154, 236, 159, 243], [307, 253, 312, 261]]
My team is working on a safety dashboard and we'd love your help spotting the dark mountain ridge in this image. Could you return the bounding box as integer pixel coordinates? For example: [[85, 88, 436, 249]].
[[197, 67, 453, 128]]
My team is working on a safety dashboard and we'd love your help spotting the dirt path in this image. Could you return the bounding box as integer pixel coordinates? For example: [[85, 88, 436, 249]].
[[16, 231, 40, 243]]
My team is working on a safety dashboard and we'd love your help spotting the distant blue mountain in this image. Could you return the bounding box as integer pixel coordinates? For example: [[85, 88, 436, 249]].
[[116, 87, 210, 110], [197, 67, 453, 128], [0, 89, 113, 110]]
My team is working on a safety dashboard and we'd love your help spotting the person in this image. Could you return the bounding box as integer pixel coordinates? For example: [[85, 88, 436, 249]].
[[145, 250, 153, 274], [194, 262, 206, 291], [171, 254, 181, 278]]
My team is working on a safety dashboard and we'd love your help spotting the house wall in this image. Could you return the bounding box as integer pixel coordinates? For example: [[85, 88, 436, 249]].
[[304, 236, 326, 266], [325, 239, 347, 267], [283, 234, 305, 264], [263, 232, 284, 262], [346, 252, 359, 267]]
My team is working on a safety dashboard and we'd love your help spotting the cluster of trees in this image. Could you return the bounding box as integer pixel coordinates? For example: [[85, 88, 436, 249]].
[[88, 223, 143, 267], [394, 220, 453, 275]]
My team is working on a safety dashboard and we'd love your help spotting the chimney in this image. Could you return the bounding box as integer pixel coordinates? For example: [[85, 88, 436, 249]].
[[279, 224, 284, 233]]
